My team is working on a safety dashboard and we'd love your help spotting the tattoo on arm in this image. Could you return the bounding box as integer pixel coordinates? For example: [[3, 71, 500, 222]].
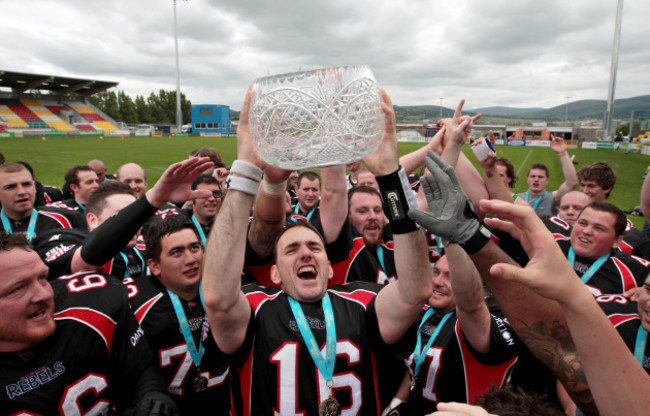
[[486, 171, 494, 178], [248, 216, 284, 258], [516, 319, 597, 415]]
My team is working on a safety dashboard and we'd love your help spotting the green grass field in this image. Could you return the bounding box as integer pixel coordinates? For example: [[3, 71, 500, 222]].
[[2, 136, 648, 227]]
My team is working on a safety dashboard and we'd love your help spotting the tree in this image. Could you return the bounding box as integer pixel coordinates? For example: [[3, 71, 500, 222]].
[[117, 91, 138, 124]]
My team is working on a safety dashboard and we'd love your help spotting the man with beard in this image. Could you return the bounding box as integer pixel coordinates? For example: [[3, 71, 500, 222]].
[[0, 233, 178, 415]]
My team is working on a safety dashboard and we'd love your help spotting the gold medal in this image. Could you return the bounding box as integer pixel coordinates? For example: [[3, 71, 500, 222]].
[[193, 375, 208, 393], [318, 396, 341, 416]]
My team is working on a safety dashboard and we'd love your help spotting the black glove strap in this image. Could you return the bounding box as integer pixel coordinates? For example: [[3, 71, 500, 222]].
[[375, 166, 419, 234], [81, 195, 157, 265], [459, 225, 492, 255]]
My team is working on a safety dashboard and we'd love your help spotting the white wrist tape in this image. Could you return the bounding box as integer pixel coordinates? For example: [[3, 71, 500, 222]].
[[230, 160, 264, 181], [225, 175, 259, 196], [262, 179, 288, 196]]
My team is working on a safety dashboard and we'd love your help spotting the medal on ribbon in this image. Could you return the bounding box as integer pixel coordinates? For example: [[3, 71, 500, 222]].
[[287, 293, 341, 415]]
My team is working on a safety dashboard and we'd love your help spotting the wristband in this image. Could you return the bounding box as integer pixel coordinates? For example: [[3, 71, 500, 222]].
[[225, 175, 259, 196], [81, 196, 158, 266], [375, 166, 419, 234], [230, 160, 263, 181], [262, 179, 288, 195], [459, 225, 492, 255]]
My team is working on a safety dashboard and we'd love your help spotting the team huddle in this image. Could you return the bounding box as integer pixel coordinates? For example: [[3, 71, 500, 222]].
[[1, 89, 649, 416]]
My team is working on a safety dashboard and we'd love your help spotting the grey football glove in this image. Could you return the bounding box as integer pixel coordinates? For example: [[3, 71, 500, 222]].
[[407, 151, 482, 245]]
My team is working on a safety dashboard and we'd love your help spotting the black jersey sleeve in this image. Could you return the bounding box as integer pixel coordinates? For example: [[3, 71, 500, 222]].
[[34, 228, 86, 279]]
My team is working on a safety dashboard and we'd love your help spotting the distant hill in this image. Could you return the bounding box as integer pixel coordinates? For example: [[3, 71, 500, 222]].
[[394, 95, 650, 122]]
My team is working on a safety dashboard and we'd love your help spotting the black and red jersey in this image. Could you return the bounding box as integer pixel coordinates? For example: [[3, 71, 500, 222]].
[[127, 276, 232, 414], [556, 239, 650, 296], [0, 208, 79, 242], [0, 271, 163, 414], [235, 282, 406, 415], [34, 228, 146, 281], [595, 294, 649, 375], [403, 309, 517, 413]]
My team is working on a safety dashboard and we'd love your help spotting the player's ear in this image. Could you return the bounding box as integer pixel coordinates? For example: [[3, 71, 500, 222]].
[[147, 258, 161, 278], [327, 261, 333, 280], [86, 213, 98, 229], [611, 234, 624, 251], [270, 264, 282, 285]]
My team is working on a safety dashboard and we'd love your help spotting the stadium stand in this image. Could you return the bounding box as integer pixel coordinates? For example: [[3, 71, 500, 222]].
[[70, 103, 118, 132], [0, 102, 29, 128], [23, 99, 75, 131]]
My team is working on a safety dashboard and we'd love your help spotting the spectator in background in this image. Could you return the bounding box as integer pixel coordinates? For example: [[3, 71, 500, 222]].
[[88, 159, 115, 182], [183, 174, 222, 246], [117, 162, 148, 198], [53, 165, 99, 212], [514, 136, 578, 217]]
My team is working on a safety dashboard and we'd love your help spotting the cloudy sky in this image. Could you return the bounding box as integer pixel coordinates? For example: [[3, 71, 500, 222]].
[[1, 0, 648, 111]]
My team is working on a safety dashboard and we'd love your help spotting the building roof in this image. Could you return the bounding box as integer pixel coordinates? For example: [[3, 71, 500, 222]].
[[0, 69, 118, 98]]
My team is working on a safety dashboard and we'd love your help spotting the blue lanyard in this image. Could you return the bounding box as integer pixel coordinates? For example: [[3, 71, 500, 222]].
[[376, 246, 385, 272], [1, 209, 38, 242], [75, 200, 85, 210], [291, 203, 316, 222], [434, 235, 443, 253], [634, 325, 648, 367], [192, 215, 207, 247], [118, 248, 145, 279], [287, 293, 337, 385], [525, 191, 547, 211], [413, 308, 453, 377], [568, 247, 610, 284], [167, 288, 206, 367]]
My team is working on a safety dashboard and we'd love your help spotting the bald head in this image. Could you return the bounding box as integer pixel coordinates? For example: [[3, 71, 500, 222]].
[[88, 159, 108, 182], [116, 163, 147, 198], [558, 191, 591, 226]]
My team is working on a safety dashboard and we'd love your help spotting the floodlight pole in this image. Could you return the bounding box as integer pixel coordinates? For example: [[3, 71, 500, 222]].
[[565, 96, 571, 122], [173, 0, 183, 133], [438, 97, 444, 119], [603, 0, 624, 140]]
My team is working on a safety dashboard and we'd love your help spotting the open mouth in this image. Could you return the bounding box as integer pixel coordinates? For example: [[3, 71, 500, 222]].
[[27, 308, 48, 321], [432, 290, 448, 297], [297, 266, 317, 280]]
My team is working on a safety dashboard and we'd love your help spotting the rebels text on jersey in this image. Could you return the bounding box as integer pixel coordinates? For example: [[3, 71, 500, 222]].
[[595, 294, 649, 374], [404, 310, 517, 413], [0, 272, 161, 414], [236, 282, 402, 415], [127, 276, 232, 414], [34, 228, 146, 281]]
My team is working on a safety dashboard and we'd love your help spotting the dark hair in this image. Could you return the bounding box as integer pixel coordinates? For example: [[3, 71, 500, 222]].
[[191, 174, 220, 190], [347, 185, 382, 206], [272, 221, 325, 262], [85, 181, 135, 217], [144, 215, 200, 262], [189, 147, 226, 169], [475, 385, 564, 416], [0, 233, 31, 252], [297, 171, 321, 188], [64, 165, 94, 187], [527, 163, 549, 178], [580, 201, 627, 237], [496, 157, 517, 188], [578, 162, 616, 198]]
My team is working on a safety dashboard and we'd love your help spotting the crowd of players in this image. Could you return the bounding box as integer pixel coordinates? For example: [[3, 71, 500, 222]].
[[0, 88, 649, 416]]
